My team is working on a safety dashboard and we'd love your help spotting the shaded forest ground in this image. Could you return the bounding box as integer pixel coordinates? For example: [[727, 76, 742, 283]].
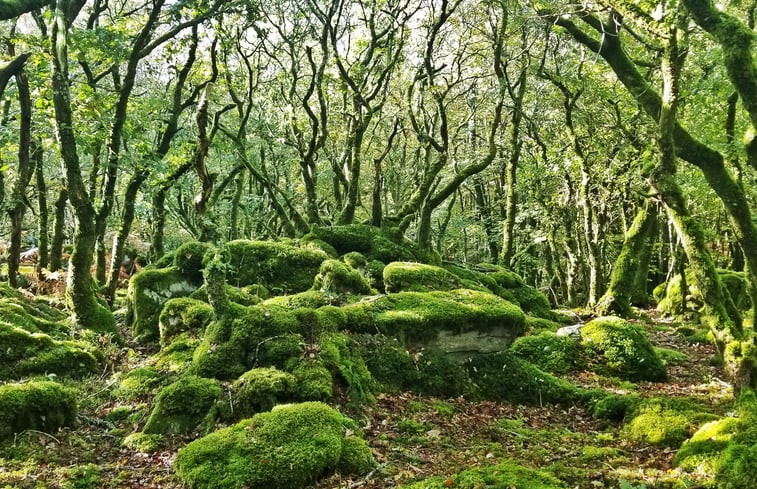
[[0, 293, 732, 489]]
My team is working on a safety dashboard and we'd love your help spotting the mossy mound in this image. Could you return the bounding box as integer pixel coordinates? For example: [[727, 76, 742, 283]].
[[0, 285, 67, 336], [224, 240, 328, 293], [0, 323, 100, 380], [510, 285, 555, 321], [114, 366, 166, 399], [580, 316, 667, 381], [509, 332, 585, 374], [128, 266, 198, 342], [591, 394, 642, 421], [313, 259, 372, 295], [383, 262, 463, 293], [398, 460, 567, 489], [190, 284, 261, 307], [624, 398, 716, 447], [174, 402, 374, 489], [173, 241, 215, 284], [262, 290, 339, 309], [159, 298, 214, 346], [465, 352, 589, 406], [143, 375, 222, 435], [342, 289, 526, 349], [0, 380, 77, 439], [657, 269, 749, 316], [222, 367, 297, 419], [675, 417, 739, 474], [154, 335, 200, 373], [304, 224, 424, 263]]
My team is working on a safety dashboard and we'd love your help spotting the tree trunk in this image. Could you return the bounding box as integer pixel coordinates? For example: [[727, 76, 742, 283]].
[[34, 140, 48, 276], [49, 187, 68, 271], [228, 170, 244, 240]]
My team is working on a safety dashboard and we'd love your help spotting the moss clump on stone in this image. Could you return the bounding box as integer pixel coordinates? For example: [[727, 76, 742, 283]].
[[122, 432, 162, 453], [174, 402, 374, 489], [337, 436, 376, 475], [128, 266, 198, 342], [263, 290, 338, 309], [0, 323, 100, 380], [624, 398, 716, 447], [114, 366, 166, 399], [224, 367, 297, 419], [398, 460, 567, 489], [0, 299, 66, 336], [304, 225, 422, 264], [675, 417, 739, 474], [383, 262, 463, 293], [342, 252, 368, 270], [509, 332, 585, 374], [173, 241, 215, 284], [0, 381, 77, 439], [292, 359, 334, 401], [580, 316, 667, 381], [143, 375, 222, 435], [510, 285, 555, 320], [159, 298, 214, 347], [154, 335, 200, 373], [224, 240, 328, 293], [190, 284, 261, 307], [465, 352, 587, 406], [313, 259, 372, 295], [342, 289, 525, 348]]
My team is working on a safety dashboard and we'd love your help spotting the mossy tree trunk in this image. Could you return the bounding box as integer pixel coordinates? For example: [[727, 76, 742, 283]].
[[204, 251, 228, 318], [49, 187, 67, 271], [34, 140, 48, 277], [50, 0, 115, 334], [596, 199, 658, 316], [7, 64, 33, 288]]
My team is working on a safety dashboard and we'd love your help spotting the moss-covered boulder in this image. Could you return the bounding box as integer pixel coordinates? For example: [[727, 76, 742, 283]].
[[304, 224, 424, 263], [159, 298, 214, 347], [224, 367, 297, 419], [173, 241, 215, 284], [580, 316, 667, 381], [128, 267, 199, 342], [510, 284, 555, 320], [154, 335, 200, 373], [262, 290, 338, 309], [624, 398, 717, 447], [0, 323, 100, 380], [0, 284, 68, 335], [313, 259, 372, 295], [398, 460, 567, 489], [143, 375, 222, 435], [224, 240, 328, 293], [0, 381, 77, 439], [174, 402, 375, 489], [190, 284, 261, 307], [342, 289, 526, 358], [114, 366, 166, 399], [509, 332, 585, 374], [383, 262, 463, 293]]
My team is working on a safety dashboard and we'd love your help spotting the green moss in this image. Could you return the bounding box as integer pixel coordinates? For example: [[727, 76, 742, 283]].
[[293, 359, 333, 401], [313, 259, 372, 295], [242, 284, 270, 300], [342, 252, 368, 269], [304, 225, 421, 263], [675, 417, 739, 474], [655, 346, 689, 365], [342, 289, 525, 345], [525, 315, 562, 333], [173, 241, 215, 284], [114, 366, 165, 399], [399, 460, 567, 489], [263, 290, 338, 309], [351, 334, 417, 392], [591, 394, 642, 421], [60, 463, 102, 489], [122, 432, 162, 453], [159, 298, 214, 347], [0, 323, 100, 380], [337, 435, 376, 475], [301, 238, 339, 258], [0, 381, 77, 439], [509, 332, 585, 374], [175, 402, 373, 489], [511, 285, 554, 320], [154, 335, 200, 373], [143, 375, 222, 435], [0, 299, 66, 336], [224, 240, 328, 293], [224, 368, 297, 419], [383, 262, 463, 293], [190, 284, 261, 307], [128, 266, 198, 342], [580, 316, 667, 381]]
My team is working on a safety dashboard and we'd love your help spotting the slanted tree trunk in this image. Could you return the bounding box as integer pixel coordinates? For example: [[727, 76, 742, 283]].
[[596, 199, 658, 316]]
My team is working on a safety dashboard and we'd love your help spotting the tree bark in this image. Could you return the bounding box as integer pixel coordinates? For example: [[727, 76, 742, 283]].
[[49, 187, 67, 271], [34, 140, 48, 276]]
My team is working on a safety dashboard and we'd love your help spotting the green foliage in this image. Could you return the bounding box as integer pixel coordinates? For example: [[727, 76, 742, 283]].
[[398, 460, 567, 488], [143, 375, 222, 435], [0, 381, 77, 439], [292, 359, 333, 401], [581, 316, 667, 381], [224, 240, 328, 293], [675, 417, 739, 474], [60, 463, 102, 489], [174, 402, 374, 489], [173, 241, 215, 284], [154, 335, 200, 373], [224, 367, 297, 419], [383, 262, 463, 293], [509, 332, 585, 373], [0, 323, 100, 380], [313, 259, 372, 295], [158, 297, 214, 346]]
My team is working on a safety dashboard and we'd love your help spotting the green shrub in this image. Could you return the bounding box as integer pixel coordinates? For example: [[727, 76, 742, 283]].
[[143, 375, 222, 435], [383, 262, 463, 293], [174, 402, 374, 489], [159, 298, 214, 346], [509, 332, 585, 374], [580, 316, 667, 381], [0, 381, 77, 439], [398, 460, 567, 489]]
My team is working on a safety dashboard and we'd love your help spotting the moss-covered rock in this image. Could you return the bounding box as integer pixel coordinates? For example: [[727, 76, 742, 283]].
[[128, 267, 198, 342], [398, 460, 567, 489], [173, 241, 215, 284], [174, 402, 374, 489], [591, 394, 642, 421], [580, 316, 667, 381], [143, 375, 222, 435], [224, 240, 328, 293], [114, 366, 166, 399], [313, 259, 372, 295], [190, 284, 261, 307], [383, 262, 463, 293], [509, 332, 585, 374], [224, 367, 297, 419], [337, 435, 376, 475], [122, 432, 162, 453], [159, 298, 214, 346], [262, 290, 338, 309], [0, 381, 77, 439], [154, 335, 200, 373], [0, 323, 100, 380], [292, 359, 333, 401], [510, 284, 555, 320], [342, 289, 526, 356], [304, 225, 423, 264], [624, 398, 716, 447], [657, 269, 749, 317], [675, 417, 739, 474]]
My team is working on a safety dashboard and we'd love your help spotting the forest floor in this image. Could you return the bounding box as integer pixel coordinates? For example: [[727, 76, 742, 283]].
[[0, 304, 731, 489]]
